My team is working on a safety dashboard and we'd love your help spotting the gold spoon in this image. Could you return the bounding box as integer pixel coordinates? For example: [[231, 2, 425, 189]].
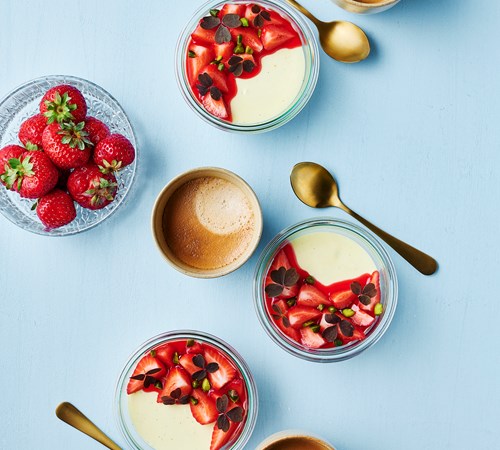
[[55, 402, 122, 450], [286, 0, 370, 63], [290, 162, 438, 275]]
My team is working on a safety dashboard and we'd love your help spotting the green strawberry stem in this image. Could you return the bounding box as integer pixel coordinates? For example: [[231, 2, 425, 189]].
[[0, 156, 34, 190], [57, 121, 93, 150], [44, 91, 78, 124]]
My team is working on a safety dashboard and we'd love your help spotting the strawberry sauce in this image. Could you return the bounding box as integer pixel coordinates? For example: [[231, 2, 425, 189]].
[[186, 3, 303, 122]]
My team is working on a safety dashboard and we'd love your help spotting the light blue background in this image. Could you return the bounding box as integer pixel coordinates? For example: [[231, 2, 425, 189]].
[[1, 0, 499, 449]]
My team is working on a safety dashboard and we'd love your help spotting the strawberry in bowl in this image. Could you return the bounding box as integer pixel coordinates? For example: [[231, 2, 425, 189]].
[[116, 331, 258, 450], [177, 0, 319, 133], [254, 219, 398, 362], [0, 75, 137, 236]]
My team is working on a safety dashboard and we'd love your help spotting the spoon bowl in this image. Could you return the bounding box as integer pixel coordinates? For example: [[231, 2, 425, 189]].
[[290, 162, 438, 275], [286, 0, 370, 63]]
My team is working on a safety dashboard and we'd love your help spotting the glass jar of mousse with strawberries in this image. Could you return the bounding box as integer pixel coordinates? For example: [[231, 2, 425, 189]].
[[116, 330, 258, 450], [176, 0, 320, 133], [254, 219, 398, 362]]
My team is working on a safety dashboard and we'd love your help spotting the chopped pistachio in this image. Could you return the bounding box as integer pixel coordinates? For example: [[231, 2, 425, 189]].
[[190, 396, 199, 405], [374, 303, 384, 316], [328, 306, 337, 313], [192, 380, 200, 389], [210, 9, 220, 16], [240, 17, 249, 27], [154, 381, 163, 389], [334, 339, 343, 347], [310, 325, 320, 333], [237, 35, 243, 45], [188, 50, 196, 58], [305, 275, 315, 285], [228, 389, 239, 402], [317, 304, 325, 312], [202, 378, 211, 392], [302, 320, 315, 328], [342, 308, 355, 318], [258, 29, 262, 38], [218, 63, 225, 71], [234, 45, 244, 54], [173, 352, 180, 365], [215, 55, 223, 62], [287, 297, 296, 307], [245, 46, 253, 55], [150, 350, 157, 357]]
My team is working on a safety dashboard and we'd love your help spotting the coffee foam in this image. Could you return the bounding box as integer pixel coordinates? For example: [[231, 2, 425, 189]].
[[162, 176, 256, 270]]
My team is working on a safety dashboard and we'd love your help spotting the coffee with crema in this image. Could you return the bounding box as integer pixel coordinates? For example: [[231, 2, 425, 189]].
[[263, 436, 332, 450], [162, 176, 256, 270]]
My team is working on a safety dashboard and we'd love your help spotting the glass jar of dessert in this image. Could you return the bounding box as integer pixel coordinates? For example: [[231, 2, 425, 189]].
[[254, 218, 398, 362]]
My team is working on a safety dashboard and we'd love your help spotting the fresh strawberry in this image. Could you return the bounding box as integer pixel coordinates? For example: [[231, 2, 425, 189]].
[[191, 24, 217, 45], [260, 25, 295, 51], [224, 378, 247, 406], [190, 389, 218, 425], [200, 65, 229, 93], [158, 366, 192, 404], [204, 346, 237, 390], [288, 306, 322, 329], [300, 327, 327, 349], [154, 343, 179, 368], [40, 84, 87, 124], [94, 134, 135, 172], [210, 421, 238, 450], [202, 94, 229, 120], [220, 4, 246, 16], [1, 151, 58, 198], [214, 42, 235, 62], [230, 28, 263, 52], [359, 271, 381, 312], [84, 117, 110, 145], [0, 145, 25, 188], [42, 121, 92, 170], [296, 284, 330, 307], [180, 352, 202, 376], [188, 44, 215, 86], [36, 189, 76, 229], [127, 354, 166, 395], [330, 289, 356, 310], [67, 163, 117, 210], [186, 340, 204, 354], [351, 304, 375, 327], [18, 114, 46, 150]]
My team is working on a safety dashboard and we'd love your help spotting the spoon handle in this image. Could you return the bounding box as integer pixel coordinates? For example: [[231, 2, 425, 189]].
[[55, 402, 122, 450], [285, 0, 321, 26], [340, 204, 438, 275]]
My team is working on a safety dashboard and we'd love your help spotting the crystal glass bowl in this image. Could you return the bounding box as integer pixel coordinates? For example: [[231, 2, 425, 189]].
[[176, 0, 320, 133], [115, 330, 258, 450], [0, 75, 137, 236], [253, 218, 398, 362]]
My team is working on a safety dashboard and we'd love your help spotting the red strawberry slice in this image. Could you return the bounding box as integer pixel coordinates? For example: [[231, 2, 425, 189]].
[[190, 389, 218, 425], [202, 94, 229, 120], [288, 306, 322, 329], [214, 42, 235, 62], [154, 342, 182, 368], [337, 315, 365, 344], [187, 44, 215, 86], [330, 290, 356, 309], [359, 271, 381, 312], [180, 352, 202, 376], [211, 421, 238, 450], [244, 5, 260, 24], [204, 346, 237, 390], [225, 378, 247, 406], [191, 24, 217, 45], [127, 355, 166, 395], [300, 327, 326, 349], [296, 285, 330, 307], [261, 25, 295, 51], [158, 366, 192, 404], [230, 28, 263, 53], [200, 65, 229, 93], [270, 249, 292, 271], [351, 304, 375, 327], [221, 4, 246, 16], [186, 340, 204, 354]]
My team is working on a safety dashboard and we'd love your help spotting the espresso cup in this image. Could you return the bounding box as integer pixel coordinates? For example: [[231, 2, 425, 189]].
[[256, 431, 336, 450], [331, 0, 401, 14], [151, 167, 263, 278]]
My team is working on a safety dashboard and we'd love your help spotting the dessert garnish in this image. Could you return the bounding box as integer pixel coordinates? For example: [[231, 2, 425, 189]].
[[228, 55, 255, 77], [192, 354, 220, 382], [216, 394, 243, 432], [265, 267, 299, 297], [351, 280, 377, 306], [250, 5, 271, 27]]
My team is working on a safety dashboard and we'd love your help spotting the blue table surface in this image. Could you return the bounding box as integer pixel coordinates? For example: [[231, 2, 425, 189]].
[[1, 0, 499, 449]]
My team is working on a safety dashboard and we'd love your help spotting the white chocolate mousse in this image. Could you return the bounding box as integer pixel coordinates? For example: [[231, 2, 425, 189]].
[[231, 47, 306, 125], [291, 232, 377, 285], [128, 390, 213, 450]]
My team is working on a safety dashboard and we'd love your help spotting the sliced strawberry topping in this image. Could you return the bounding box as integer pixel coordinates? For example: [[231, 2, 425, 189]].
[[230, 28, 263, 52], [330, 289, 356, 309], [190, 389, 218, 425], [202, 94, 229, 119], [337, 315, 365, 344], [261, 25, 296, 51], [204, 346, 237, 390], [187, 45, 215, 86], [200, 65, 229, 93], [288, 306, 322, 329], [214, 42, 235, 62], [158, 366, 192, 404], [154, 344, 178, 368], [220, 4, 246, 16], [224, 378, 247, 406], [296, 284, 330, 307], [127, 355, 166, 395], [300, 327, 327, 349], [351, 304, 375, 327], [180, 352, 202, 376], [359, 271, 381, 312], [191, 24, 217, 45], [211, 421, 238, 450]]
